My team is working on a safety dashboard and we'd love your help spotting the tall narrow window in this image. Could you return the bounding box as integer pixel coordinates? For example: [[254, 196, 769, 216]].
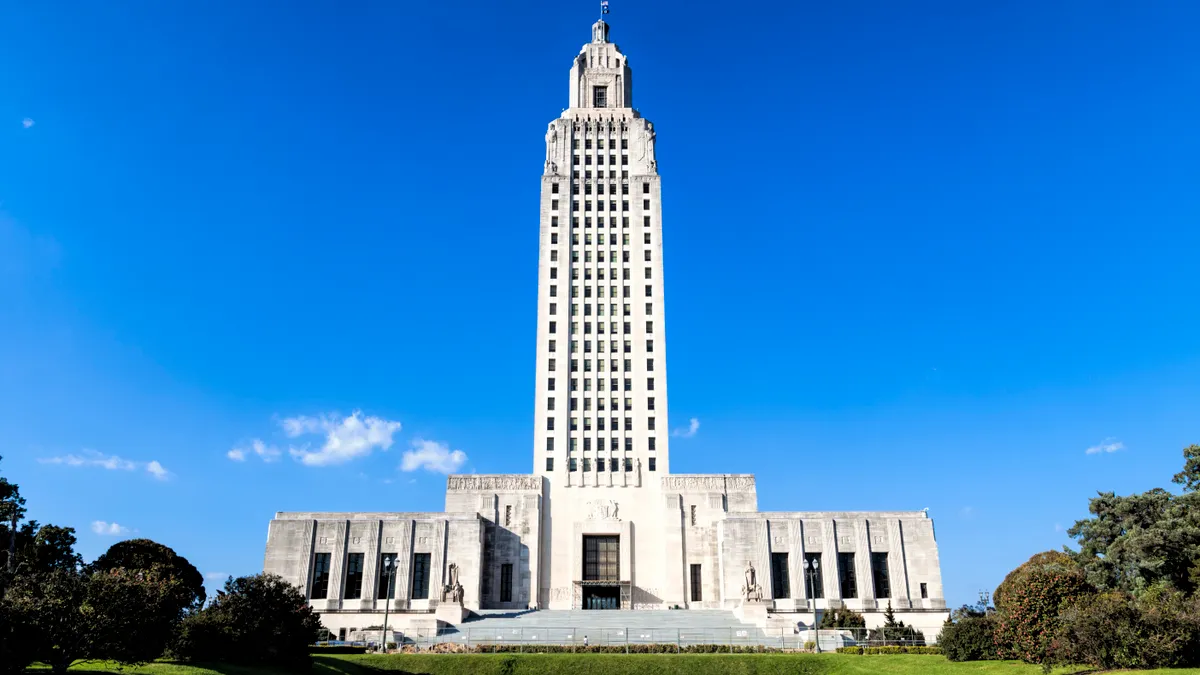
[[505, 505, 513, 526], [310, 553, 331, 599], [690, 505, 697, 525], [690, 564, 703, 602], [411, 553, 431, 600], [920, 582, 928, 599], [377, 552, 398, 599], [500, 563, 514, 602], [871, 552, 891, 599], [771, 552, 791, 599], [804, 553, 824, 599], [838, 552, 857, 599], [593, 86, 607, 108], [344, 552, 365, 599]]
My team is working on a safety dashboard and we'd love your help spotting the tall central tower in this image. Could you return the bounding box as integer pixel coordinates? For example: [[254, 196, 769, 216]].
[[534, 18, 673, 608]]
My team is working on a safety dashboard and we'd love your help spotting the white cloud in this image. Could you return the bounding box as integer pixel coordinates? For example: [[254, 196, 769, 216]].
[[39, 450, 170, 480], [228, 439, 281, 463], [21, 118, 34, 129], [400, 439, 467, 474], [672, 417, 700, 438], [1085, 437, 1125, 455], [205, 572, 229, 581], [284, 411, 402, 466], [91, 521, 129, 536]]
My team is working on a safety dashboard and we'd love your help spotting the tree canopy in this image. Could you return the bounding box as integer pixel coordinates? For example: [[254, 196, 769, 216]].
[[91, 538, 206, 610]]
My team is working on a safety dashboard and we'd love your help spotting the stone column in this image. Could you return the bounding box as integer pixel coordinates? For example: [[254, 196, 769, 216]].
[[662, 493, 686, 607], [790, 520, 805, 603], [361, 520, 381, 603], [822, 519, 841, 604], [888, 518, 911, 609], [856, 518, 875, 609]]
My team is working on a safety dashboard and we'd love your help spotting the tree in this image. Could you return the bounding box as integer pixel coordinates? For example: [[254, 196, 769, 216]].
[[993, 551, 1093, 664], [86, 567, 187, 665], [1053, 588, 1200, 669], [818, 605, 865, 629], [172, 573, 322, 672], [1067, 446, 1200, 596], [939, 614, 999, 662], [0, 456, 27, 577], [4, 569, 89, 674], [1173, 444, 1200, 492], [91, 538, 205, 611]]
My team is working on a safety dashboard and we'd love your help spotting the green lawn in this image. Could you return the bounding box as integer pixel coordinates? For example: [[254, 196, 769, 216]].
[[40, 654, 1200, 675]]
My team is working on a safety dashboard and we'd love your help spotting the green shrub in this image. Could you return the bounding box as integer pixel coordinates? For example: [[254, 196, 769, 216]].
[[993, 551, 1093, 664], [1053, 589, 1200, 669], [470, 643, 784, 654], [938, 614, 999, 662], [834, 646, 941, 655], [818, 606, 865, 629]]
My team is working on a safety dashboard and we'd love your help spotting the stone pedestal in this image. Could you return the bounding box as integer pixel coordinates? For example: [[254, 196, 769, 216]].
[[734, 599, 770, 627], [435, 601, 468, 626]]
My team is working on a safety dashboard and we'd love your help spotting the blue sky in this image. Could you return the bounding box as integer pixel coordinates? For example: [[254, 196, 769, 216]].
[[2, 0, 1198, 607]]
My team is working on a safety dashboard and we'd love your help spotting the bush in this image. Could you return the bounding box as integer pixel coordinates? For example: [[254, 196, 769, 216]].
[[171, 573, 322, 672], [818, 606, 865, 629], [1053, 589, 1200, 669], [469, 643, 784, 654], [834, 646, 941, 655], [993, 551, 1093, 664], [938, 614, 999, 662]]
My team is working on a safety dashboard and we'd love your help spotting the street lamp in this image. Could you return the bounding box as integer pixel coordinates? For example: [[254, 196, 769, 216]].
[[803, 558, 820, 654], [380, 557, 397, 653]]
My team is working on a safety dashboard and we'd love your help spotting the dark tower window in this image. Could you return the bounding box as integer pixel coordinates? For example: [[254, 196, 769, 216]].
[[690, 564, 702, 602], [771, 552, 790, 599], [838, 552, 858, 599], [500, 563, 514, 603], [583, 535, 620, 581], [593, 86, 608, 108], [804, 553, 824, 599], [310, 552, 331, 599], [344, 552, 364, 599], [411, 553, 431, 600], [377, 552, 398, 599], [871, 552, 891, 599]]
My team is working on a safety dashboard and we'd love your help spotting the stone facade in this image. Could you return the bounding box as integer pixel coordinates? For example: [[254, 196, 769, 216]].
[[263, 19, 950, 641]]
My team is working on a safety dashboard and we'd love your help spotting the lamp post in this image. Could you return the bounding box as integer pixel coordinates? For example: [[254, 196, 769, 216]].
[[380, 557, 396, 653], [803, 558, 820, 654]]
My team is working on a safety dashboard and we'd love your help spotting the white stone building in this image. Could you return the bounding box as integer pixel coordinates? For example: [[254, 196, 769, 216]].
[[264, 18, 949, 641]]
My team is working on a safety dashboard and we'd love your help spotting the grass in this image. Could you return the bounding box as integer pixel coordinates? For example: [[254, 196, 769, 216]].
[[38, 654, 1200, 675]]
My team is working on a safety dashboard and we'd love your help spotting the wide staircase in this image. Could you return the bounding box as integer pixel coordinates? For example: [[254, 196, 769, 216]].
[[432, 609, 800, 648]]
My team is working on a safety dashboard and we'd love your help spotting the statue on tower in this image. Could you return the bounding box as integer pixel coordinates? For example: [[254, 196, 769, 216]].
[[741, 561, 763, 602]]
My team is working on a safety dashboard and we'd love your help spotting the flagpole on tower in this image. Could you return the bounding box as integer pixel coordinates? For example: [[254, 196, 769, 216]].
[[601, 0, 610, 20]]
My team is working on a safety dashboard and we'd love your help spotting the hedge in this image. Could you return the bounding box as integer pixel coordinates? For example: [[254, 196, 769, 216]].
[[835, 646, 942, 655], [468, 644, 785, 654]]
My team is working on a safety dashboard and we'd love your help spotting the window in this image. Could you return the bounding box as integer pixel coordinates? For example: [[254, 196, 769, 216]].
[[645, 285, 652, 297], [546, 457, 554, 471], [546, 417, 554, 431], [648, 457, 656, 471], [377, 552, 399, 599], [583, 535, 619, 581], [550, 268, 557, 279], [644, 232, 651, 244], [647, 358, 654, 371], [597, 457, 605, 471], [646, 339, 653, 353], [549, 303, 556, 316], [547, 377, 555, 391], [645, 268, 652, 279], [505, 505, 512, 526], [624, 417, 632, 431], [771, 552, 791, 599], [552, 199, 559, 210], [569, 457, 578, 472], [804, 553, 824, 599], [547, 397, 554, 410], [623, 286, 630, 297], [610, 458, 619, 472], [552, 183, 559, 194], [643, 199, 650, 209], [583, 458, 591, 472], [500, 563, 513, 602], [549, 339, 557, 352], [549, 321, 556, 334], [871, 552, 891, 599], [648, 437, 656, 451], [310, 552, 331, 599], [621, 183, 629, 195], [344, 552, 364, 599], [551, 250, 558, 262], [920, 582, 928, 599], [647, 417, 655, 431], [593, 86, 607, 107], [552, 216, 559, 227], [622, 200, 629, 211], [411, 553, 431, 600], [838, 552, 857, 599], [624, 457, 633, 472], [643, 183, 650, 194], [648, 397, 655, 410], [546, 437, 554, 451], [644, 216, 650, 227], [690, 564, 702, 602], [624, 438, 632, 451], [647, 377, 654, 390], [644, 250, 651, 261]]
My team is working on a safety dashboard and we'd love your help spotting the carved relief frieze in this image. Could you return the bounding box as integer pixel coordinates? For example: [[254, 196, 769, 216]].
[[447, 475, 540, 492]]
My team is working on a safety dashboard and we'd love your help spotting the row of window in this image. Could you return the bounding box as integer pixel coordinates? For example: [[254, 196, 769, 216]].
[[547, 339, 653, 354], [548, 416, 656, 431], [545, 357, 655, 372], [308, 551, 433, 601], [545, 456, 657, 473], [573, 154, 628, 166], [547, 200, 654, 215], [547, 304, 654, 318], [546, 397, 655, 412], [550, 232, 652, 246], [546, 377, 656, 392], [573, 138, 628, 150], [545, 437, 658, 452], [550, 283, 653, 298], [548, 215, 655, 229], [548, 321, 655, 336]]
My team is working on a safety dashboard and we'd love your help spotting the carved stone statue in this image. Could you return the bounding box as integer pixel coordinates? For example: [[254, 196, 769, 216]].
[[442, 563, 464, 604], [545, 123, 559, 174], [741, 561, 763, 602]]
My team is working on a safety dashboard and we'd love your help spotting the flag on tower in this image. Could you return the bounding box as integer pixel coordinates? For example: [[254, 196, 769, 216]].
[[601, 1, 609, 15]]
